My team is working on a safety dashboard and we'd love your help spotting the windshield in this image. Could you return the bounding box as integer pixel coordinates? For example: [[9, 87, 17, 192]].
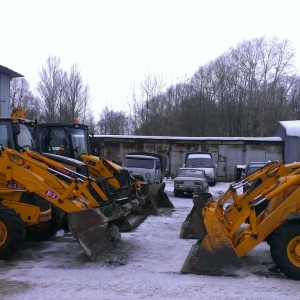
[[41, 126, 88, 159], [17, 124, 37, 150], [42, 128, 71, 156], [70, 128, 88, 159], [248, 166, 264, 175], [177, 169, 205, 178], [187, 158, 212, 167], [123, 157, 155, 169], [0, 122, 37, 151]]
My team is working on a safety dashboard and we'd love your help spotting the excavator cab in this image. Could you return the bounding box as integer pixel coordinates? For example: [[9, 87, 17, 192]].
[[0, 119, 38, 153], [40, 123, 88, 159]]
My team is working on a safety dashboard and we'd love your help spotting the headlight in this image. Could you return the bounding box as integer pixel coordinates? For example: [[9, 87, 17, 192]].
[[145, 173, 151, 178]]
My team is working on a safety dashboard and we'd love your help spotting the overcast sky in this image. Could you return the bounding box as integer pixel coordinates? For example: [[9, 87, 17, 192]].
[[2, 0, 300, 117]]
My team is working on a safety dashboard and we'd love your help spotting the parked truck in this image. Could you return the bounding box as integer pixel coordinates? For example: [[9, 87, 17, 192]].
[[184, 152, 217, 186], [122, 152, 168, 184], [122, 151, 174, 217]]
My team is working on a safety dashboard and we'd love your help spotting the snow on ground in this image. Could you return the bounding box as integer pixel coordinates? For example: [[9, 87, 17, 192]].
[[0, 181, 299, 299]]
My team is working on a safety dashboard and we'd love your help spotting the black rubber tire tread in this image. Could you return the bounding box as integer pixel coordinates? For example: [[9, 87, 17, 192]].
[[270, 221, 300, 280], [60, 213, 70, 231], [25, 205, 62, 241], [0, 206, 25, 259]]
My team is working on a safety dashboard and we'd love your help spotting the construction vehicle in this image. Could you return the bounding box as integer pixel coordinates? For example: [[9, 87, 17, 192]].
[[38, 123, 174, 231], [0, 108, 140, 260], [180, 160, 300, 280]]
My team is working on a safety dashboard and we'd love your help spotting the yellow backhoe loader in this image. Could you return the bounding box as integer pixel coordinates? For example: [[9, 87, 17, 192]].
[[38, 121, 174, 231], [0, 108, 141, 260], [180, 160, 300, 280]]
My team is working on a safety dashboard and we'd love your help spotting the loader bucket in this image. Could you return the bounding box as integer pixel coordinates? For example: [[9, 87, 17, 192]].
[[120, 188, 150, 231], [180, 193, 212, 239], [68, 208, 121, 261], [181, 234, 241, 275], [181, 204, 241, 275], [121, 182, 174, 231], [146, 182, 174, 211]]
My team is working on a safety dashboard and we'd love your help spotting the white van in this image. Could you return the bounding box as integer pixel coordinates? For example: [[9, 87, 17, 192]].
[[122, 154, 162, 184], [184, 152, 217, 186]]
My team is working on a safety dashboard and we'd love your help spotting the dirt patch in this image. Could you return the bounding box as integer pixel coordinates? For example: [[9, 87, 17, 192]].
[[0, 280, 32, 297]]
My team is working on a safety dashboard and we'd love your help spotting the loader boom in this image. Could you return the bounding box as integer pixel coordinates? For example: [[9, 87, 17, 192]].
[[181, 161, 300, 280]]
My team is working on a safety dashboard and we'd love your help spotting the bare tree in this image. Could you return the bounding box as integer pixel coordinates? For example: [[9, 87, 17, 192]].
[[36, 56, 66, 122], [62, 64, 91, 123], [97, 107, 131, 135], [36, 56, 92, 123], [129, 74, 168, 135], [10, 77, 42, 120]]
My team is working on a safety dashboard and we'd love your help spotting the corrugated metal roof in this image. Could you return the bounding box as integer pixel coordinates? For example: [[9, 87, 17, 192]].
[[94, 135, 283, 141], [278, 120, 300, 137], [0, 65, 24, 79]]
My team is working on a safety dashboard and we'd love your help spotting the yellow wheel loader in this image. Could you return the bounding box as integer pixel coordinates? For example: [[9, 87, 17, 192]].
[[38, 122, 174, 231], [0, 108, 140, 260], [0, 146, 137, 261], [180, 160, 300, 280]]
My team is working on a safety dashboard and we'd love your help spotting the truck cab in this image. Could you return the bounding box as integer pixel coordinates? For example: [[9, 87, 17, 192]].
[[122, 154, 163, 184], [184, 152, 217, 186]]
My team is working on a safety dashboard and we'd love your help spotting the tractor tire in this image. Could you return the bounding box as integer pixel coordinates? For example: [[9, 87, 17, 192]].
[[270, 222, 300, 280], [0, 206, 25, 259], [26, 205, 62, 241], [60, 212, 70, 231]]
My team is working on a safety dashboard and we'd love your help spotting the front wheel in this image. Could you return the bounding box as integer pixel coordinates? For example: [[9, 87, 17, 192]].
[[270, 222, 300, 280], [26, 205, 62, 241], [0, 206, 25, 259]]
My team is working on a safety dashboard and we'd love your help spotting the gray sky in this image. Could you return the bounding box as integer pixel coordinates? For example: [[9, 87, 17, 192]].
[[2, 0, 300, 116]]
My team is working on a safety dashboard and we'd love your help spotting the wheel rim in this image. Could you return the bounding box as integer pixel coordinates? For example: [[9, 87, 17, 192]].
[[0, 220, 8, 246], [28, 221, 49, 232], [287, 236, 300, 267]]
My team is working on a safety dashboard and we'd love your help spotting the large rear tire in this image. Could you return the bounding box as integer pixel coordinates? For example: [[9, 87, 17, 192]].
[[0, 206, 25, 259], [270, 222, 300, 280], [26, 205, 62, 241]]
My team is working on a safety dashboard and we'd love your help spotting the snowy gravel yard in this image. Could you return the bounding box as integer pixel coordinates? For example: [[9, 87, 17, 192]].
[[0, 181, 299, 300]]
